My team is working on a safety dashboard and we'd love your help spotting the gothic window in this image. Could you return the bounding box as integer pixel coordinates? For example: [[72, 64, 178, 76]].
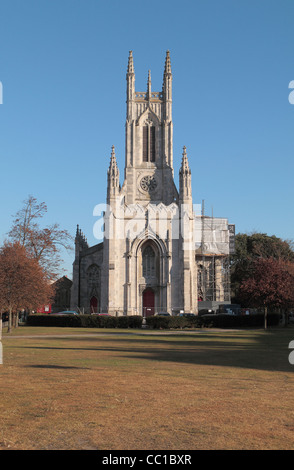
[[143, 125, 155, 162], [87, 265, 100, 288], [142, 245, 156, 278], [150, 126, 155, 162], [143, 126, 148, 162]]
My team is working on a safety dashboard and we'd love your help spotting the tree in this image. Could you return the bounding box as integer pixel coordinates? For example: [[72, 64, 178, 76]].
[[238, 257, 294, 328], [8, 195, 73, 280], [0, 242, 54, 332], [231, 233, 294, 303]]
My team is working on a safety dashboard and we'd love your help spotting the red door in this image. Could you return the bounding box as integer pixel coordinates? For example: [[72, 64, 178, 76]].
[[90, 296, 98, 313], [143, 288, 155, 317]]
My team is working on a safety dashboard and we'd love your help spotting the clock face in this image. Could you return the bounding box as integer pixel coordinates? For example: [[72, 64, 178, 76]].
[[140, 175, 157, 192]]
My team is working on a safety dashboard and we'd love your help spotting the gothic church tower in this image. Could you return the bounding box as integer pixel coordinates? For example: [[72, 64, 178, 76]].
[[123, 50, 177, 206], [100, 51, 197, 315], [71, 50, 232, 315]]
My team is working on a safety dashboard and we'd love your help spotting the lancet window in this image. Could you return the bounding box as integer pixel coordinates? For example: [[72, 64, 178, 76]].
[[143, 125, 155, 162], [142, 245, 156, 278], [87, 265, 100, 287]]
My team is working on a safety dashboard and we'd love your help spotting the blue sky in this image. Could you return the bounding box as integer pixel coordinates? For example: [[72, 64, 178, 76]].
[[0, 0, 294, 277]]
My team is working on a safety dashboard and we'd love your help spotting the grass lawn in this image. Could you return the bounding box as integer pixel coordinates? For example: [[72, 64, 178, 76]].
[[1, 325, 294, 450]]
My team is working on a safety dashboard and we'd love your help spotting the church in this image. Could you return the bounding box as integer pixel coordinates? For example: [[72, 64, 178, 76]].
[[71, 51, 234, 316]]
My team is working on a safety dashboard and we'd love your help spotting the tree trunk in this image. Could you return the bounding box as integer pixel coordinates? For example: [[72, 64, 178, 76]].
[[264, 305, 268, 330], [284, 308, 289, 328], [8, 308, 12, 333], [15, 311, 19, 328]]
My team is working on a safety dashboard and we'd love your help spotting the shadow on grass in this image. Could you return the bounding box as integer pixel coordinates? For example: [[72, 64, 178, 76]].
[[26, 364, 91, 370], [12, 328, 294, 373]]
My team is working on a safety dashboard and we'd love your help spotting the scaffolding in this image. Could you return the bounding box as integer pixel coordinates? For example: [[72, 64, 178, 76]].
[[195, 201, 232, 306]]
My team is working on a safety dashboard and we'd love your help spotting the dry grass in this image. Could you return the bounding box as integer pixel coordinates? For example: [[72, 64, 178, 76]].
[[1, 326, 294, 450]]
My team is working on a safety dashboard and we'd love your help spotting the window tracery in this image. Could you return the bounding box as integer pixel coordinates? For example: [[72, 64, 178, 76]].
[[87, 265, 100, 287], [143, 124, 155, 162], [142, 245, 156, 279]]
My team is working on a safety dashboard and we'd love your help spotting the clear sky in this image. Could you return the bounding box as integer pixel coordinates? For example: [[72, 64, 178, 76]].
[[0, 0, 294, 278]]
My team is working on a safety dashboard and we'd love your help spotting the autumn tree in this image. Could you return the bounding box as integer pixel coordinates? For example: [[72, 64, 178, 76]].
[[231, 233, 294, 303], [238, 257, 294, 328], [0, 242, 54, 332], [8, 195, 73, 280]]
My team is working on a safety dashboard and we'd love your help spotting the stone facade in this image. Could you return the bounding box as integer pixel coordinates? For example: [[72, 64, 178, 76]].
[[51, 276, 72, 313], [71, 51, 232, 316]]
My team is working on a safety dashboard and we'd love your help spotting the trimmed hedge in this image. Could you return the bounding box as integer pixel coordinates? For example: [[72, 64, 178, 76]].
[[145, 315, 202, 329], [193, 313, 280, 328], [146, 313, 280, 329], [26, 313, 280, 329], [27, 314, 143, 329]]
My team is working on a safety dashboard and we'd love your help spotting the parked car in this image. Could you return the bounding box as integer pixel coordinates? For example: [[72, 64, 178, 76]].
[[1, 312, 9, 322], [52, 310, 79, 315], [178, 313, 196, 317], [154, 312, 171, 316]]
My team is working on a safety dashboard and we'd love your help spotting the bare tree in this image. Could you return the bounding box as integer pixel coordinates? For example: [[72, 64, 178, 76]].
[[8, 195, 73, 280]]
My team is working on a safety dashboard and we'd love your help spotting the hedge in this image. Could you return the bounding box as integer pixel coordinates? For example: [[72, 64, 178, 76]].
[[195, 313, 280, 328], [146, 313, 280, 329], [27, 314, 143, 329], [145, 315, 202, 329], [26, 313, 280, 329]]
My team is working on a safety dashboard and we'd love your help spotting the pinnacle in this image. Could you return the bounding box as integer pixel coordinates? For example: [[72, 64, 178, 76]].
[[147, 69, 151, 97], [180, 146, 190, 173], [75, 225, 87, 245], [127, 50, 134, 74], [164, 50, 172, 75], [110, 145, 117, 163], [109, 145, 119, 173]]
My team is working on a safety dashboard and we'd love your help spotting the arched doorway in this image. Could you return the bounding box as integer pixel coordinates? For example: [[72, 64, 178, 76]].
[[90, 296, 98, 314], [143, 288, 155, 317]]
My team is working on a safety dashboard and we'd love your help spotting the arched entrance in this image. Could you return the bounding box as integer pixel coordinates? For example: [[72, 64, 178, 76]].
[[90, 296, 98, 313], [143, 288, 155, 317]]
